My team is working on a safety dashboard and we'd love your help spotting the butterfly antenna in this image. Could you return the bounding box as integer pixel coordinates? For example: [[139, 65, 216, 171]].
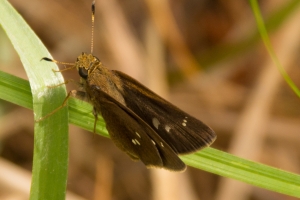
[[91, 1, 96, 54], [41, 57, 74, 66]]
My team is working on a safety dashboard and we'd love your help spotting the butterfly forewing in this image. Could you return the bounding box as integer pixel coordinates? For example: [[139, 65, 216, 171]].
[[114, 71, 216, 154], [90, 85, 186, 171]]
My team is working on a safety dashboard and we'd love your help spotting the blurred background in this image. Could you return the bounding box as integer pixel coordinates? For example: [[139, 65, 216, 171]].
[[0, 0, 300, 199]]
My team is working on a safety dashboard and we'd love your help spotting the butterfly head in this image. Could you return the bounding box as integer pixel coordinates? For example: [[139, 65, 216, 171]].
[[76, 52, 101, 80]]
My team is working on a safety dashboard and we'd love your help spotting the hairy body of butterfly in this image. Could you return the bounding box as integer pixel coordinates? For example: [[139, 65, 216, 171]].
[[75, 53, 216, 171]]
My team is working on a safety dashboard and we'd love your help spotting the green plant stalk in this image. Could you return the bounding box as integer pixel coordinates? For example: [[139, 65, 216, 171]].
[[0, 0, 69, 199], [198, 0, 300, 68], [250, 0, 300, 97]]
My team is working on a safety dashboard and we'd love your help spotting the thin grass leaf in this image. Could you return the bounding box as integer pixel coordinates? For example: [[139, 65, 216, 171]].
[[0, 70, 32, 109], [0, 1, 69, 199], [181, 148, 300, 198], [199, 0, 300, 68], [250, 0, 300, 97]]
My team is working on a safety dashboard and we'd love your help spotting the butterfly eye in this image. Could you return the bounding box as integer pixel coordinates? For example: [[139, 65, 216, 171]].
[[79, 67, 88, 79]]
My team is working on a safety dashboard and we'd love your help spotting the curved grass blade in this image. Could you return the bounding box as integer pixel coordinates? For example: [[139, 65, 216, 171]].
[[250, 0, 300, 97], [0, 1, 69, 199]]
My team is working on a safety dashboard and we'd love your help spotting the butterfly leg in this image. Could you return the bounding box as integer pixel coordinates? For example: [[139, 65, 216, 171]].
[[35, 90, 77, 122], [47, 79, 76, 88]]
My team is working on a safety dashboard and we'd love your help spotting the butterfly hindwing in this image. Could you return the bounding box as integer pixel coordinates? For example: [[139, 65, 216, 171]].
[[114, 71, 216, 154], [90, 85, 186, 171]]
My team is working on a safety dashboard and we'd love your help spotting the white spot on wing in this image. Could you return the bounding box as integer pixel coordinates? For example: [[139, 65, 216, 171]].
[[152, 140, 156, 145], [132, 139, 136, 145], [135, 139, 140, 145], [152, 118, 160, 129], [160, 142, 164, 147], [135, 132, 141, 138], [165, 125, 171, 132], [132, 139, 140, 145], [182, 118, 188, 126]]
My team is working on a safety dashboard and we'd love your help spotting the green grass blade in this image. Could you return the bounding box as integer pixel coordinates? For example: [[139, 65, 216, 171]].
[[181, 148, 300, 198], [1, 71, 300, 198], [250, 0, 300, 97], [0, 1, 69, 199], [0, 70, 32, 109], [198, 0, 300, 68]]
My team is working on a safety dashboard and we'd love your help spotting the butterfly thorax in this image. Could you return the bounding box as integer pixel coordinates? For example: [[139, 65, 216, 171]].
[[75, 52, 126, 108]]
